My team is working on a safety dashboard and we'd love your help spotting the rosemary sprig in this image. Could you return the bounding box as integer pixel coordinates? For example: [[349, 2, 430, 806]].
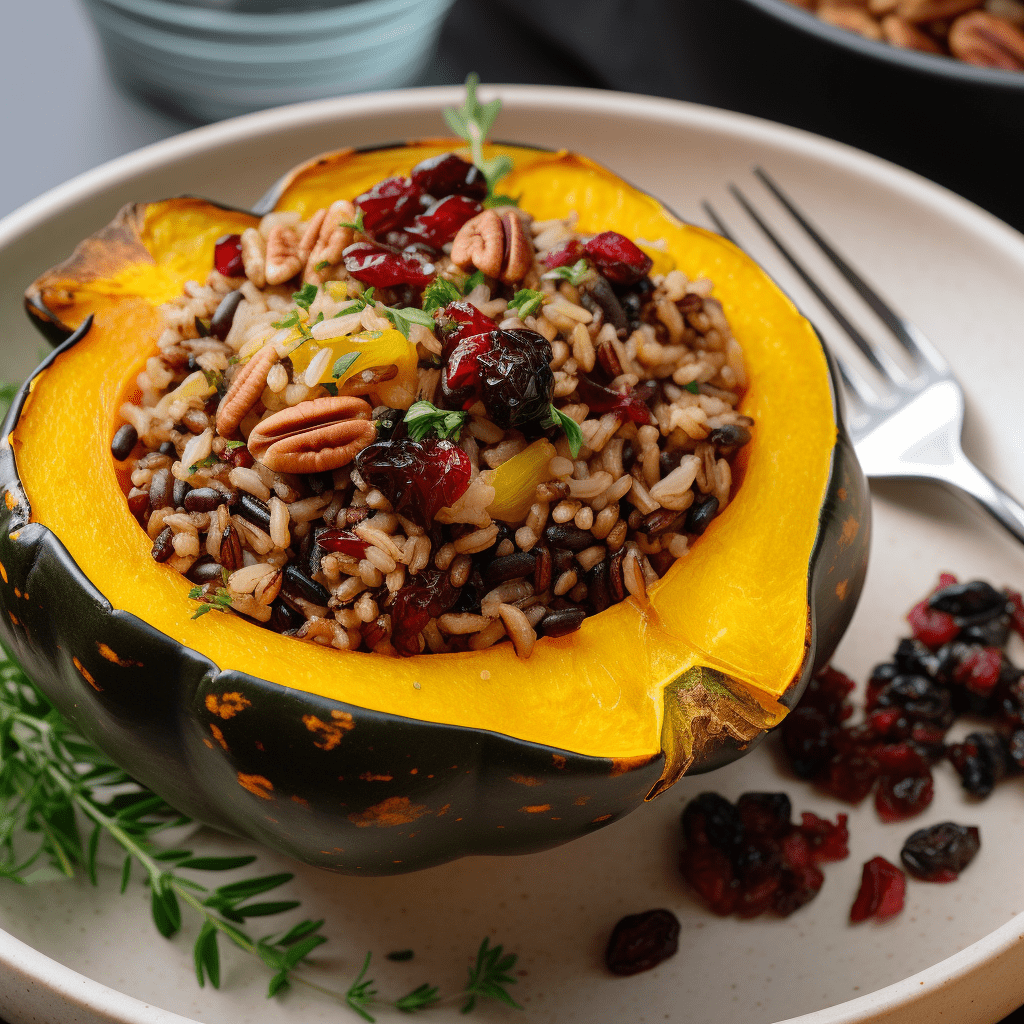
[[0, 650, 522, 1017], [443, 73, 514, 199]]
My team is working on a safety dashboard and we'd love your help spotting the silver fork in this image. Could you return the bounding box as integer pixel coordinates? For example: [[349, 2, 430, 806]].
[[703, 168, 1024, 547]]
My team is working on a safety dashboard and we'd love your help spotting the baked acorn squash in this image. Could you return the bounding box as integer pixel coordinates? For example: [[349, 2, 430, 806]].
[[1, 142, 869, 874]]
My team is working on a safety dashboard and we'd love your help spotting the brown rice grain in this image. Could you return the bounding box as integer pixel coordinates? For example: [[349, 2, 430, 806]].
[[409, 536, 432, 574], [468, 417, 504, 444], [553, 569, 578, 596], [569, 582, 588, 603], [549, 339, 571, 370], [454, 524, 499, 555], [289, 494, 332, 523], [574, 506, 594, 530], [622, 549, 648, 603], [606, 519, 629, 552], [386, 567, 406, 592], [576, 545, 606, 572], [438, 612, 491, 635], [548, 456, 574, 479], [525, 502, 548, 535], [552, 500, 580, 524], [481, 579, 533, 618], [567, 472, 613, 501], [355, 524, 403, 561], [333, 577, 367, 603], [171, 533, 200, 558], [335, 608, 362, 629], [497, 603, 536, 659], [515, 526, 538, 551], [365, 488, 392, 511], [650, 455, 701, 510], [571, 322, 596, 373], [495, 538, 515, 558], [524, 604, 548, 628], [235, 517, 274, 555], [627, 475, 660, 515], [449, 554, 472, 587], [365, 546, 397, 574], [355, 593, 378, 623], [147, 507, 174, 540], [268, 496, 290, 549], [358, 559, 385, 587], [591, 506, 619, 541], [229, 467, 271, 502], [230, 593, 273, 624], [434, 542, 457, 571], [468, 619, 507, 651]]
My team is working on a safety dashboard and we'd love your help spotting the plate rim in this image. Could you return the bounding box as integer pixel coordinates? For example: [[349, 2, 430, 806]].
[[2, 82, 1024, 1024]]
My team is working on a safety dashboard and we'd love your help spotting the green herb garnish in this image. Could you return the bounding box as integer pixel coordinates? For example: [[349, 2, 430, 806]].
[[188, 454, 221, 475], [542, 258, 591, 287], [507, 288, 544, 319], [188, 584, 233, 618], [443, 73, 513, 196], [383, 305, 436, 340], [0, 650, 523, 1016], [223, 440, 247, 452], [541, 404, 583, 458], [463, 269, 487, 293], [422, 277, 462, 315], [339, 208, 365, 233], [201, 367, 224, 394], [404, 400, 468, 442], [292, 283, 318, 311], [331, 352, 360, 381], [685, 381, 700, 394]]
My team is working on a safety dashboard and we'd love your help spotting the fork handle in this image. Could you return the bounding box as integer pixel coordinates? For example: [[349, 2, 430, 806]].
[[941, 454, 1024, 548]]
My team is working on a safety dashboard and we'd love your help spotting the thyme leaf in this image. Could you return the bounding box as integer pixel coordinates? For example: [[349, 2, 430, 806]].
[[542, 258, 591, 287], [541, 404, 583, 458], [422, 277, 462, 315], [443, 73, 512, 196], [292, 283, 318, 311], [404, 400, 467, 442], [507, 288, 544, 319]]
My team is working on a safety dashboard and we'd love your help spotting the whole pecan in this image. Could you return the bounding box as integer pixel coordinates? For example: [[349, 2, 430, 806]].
[[949, 9, 1024, 66], [896, 0, 981, 22], [881, 13, 945, 49], [216, 343, 279, 439], [451, 209, 534, 285], [247, 396, 376, 473], [265, 224, 303, 286], [818, 2, 884, 37], [298, 199, 357, 284]]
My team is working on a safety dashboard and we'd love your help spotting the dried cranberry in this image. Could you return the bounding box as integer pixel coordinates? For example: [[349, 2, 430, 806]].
[[390, 569, 460, 657], [799, 811, 849, 863], [901, 822, 980, 882], [873, 674, 955, 730], [780, 706, 838, 779], [355, 438, 471, 528], [803, 665, 857, 723], [875, 769, 934, 823], [584, 231, 653, 286], [544, 239, 586, 269], [410, 153, 487, 201], [355, 176, 423, 236], [440, 328, 554, 434], [342, 241, 436, 289], [402, 195, 482, 249], [1007, 589, 1024, 639], [953, 645, 1003, 696], [929, 579, 1008, 626], [907, 599, 959, 647], [819, 745, 878, 804], [680, 843, 737, 915], [850, 856, 906, 922], [604, 909, 680, 976], [435, 301, 498, 357], [681, 792, 743, 855], [317, 529, 369, 560], [214, 234, 244, 278], [736, 792, 792, 839], [574, 374, 652, 425]]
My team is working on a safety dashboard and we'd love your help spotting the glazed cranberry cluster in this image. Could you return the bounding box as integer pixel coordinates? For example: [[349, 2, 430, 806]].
[[781, 575, 1024, 815], [679, 791, 849, 919]]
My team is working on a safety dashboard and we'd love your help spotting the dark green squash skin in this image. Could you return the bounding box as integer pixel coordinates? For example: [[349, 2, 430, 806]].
[[1, 279, 869, 878]]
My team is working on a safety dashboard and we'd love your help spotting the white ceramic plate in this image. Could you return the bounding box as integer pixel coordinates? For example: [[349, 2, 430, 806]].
[[2, 85, 1024, 1024]]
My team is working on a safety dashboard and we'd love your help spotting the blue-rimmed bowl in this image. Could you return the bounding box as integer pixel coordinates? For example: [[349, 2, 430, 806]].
[[80, 0, 456, 123]]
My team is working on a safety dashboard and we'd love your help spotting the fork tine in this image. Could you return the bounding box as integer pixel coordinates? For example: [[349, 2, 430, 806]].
[[727, 184, 908, 386], [701, 201, 739, 245], [753, 167, 949, 375]]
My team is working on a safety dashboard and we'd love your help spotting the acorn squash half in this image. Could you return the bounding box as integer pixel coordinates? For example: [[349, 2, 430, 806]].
[[1, 142, 869, 874]]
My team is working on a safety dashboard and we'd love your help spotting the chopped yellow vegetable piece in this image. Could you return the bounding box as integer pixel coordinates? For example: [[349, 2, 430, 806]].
[[484, 438, 557, 523]]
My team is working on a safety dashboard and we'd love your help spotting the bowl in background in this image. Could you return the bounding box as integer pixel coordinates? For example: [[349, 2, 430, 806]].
[[79, 0, 456, 123]]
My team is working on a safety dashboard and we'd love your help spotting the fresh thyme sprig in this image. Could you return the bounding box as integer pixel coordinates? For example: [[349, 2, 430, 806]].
[[443, 74, 514, 200], [0, 650, 522, 1017], [404, 400, 467, 442], [541, 404, 584, 458]]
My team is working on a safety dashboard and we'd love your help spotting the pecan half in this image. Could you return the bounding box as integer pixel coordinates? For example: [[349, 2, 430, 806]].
[[265, 224, 302, 286], [451, 209, 535, 285], [216, 343, 279, 439], [896, 0, 981, 22], [818, 2, 884, 37], [949, 9, 1024, 65], [299, 200, 356, 284], [247, 396, 376, 474], [881, 13, 945, 48]]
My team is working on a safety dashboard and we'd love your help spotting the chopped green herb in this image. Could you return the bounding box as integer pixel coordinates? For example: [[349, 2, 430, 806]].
[[339, 208, 365, 233], [331, 352, 360, 381], [507, 288, 544, 319], [443, 73, 513, 196], [483, 193, 520, 209], [383, 305, 436, 339], [292, 283, 318, 311], [421, 277, 462, 315], [464, 269, 487, 293], [188, 585, 232, 618], [271, 310, 301, 331], [322, 382, 339, 396], [542, 258, 591, 287], [201, 368, 224, 393], [223, 440, 247, 452], [314, 259, 331, 272], [404, 400, 468, 442], [188, 455, 221, 475], [685, 381, 700, 394], [194, 316, 211, 338], [541, 404, 583, 458]]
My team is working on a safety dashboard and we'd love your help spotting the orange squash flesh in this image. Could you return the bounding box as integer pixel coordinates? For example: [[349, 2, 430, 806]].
[[15, 143, 835, 765]]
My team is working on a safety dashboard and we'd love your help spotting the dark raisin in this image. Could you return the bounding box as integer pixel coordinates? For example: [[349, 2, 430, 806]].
[[946, 731, 1010, 797], [894, 637, 942, 678], [849, 856, 906, 922], [780, 706, 838, 779], [681, 792, 744, 855], [110, 424, 138, 461], [543, 238, 586, 269], [355, 438, 471, 528], [874, 674, 955, 729], [210, 289, 243, 341], [901, 822, 980, 882], [929, 580, 1008, 625], [574, 375, 652, 425], [604, 909, 680, 976], [402, 195, 481, 249], [390, 569, 459, 656], [410, 153, 486, 200]]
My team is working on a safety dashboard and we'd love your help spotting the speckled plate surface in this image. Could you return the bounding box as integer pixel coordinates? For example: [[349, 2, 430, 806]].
[[1, 85, 1023, 1024]]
